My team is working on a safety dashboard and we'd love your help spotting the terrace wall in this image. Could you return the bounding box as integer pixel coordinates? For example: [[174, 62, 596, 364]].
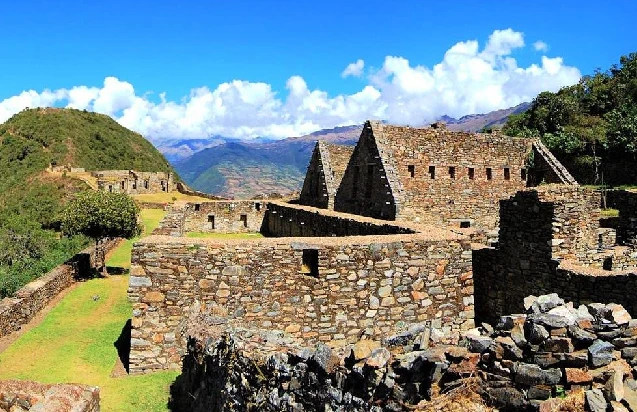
[[0, 239, 118, 339]]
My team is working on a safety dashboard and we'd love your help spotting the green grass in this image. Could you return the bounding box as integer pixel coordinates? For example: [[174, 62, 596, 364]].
[[0, 275, 178, 411], [185, 232, 264, 239], [0, 208, 177, 411], [601, 208, 619, 217], [106, 209, 166, 269]]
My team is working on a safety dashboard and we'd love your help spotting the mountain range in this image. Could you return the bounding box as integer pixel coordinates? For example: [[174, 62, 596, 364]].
[[163, 103, 530, 198]]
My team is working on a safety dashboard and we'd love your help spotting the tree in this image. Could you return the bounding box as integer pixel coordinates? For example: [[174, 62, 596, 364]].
[[60, 191, 141, 275]]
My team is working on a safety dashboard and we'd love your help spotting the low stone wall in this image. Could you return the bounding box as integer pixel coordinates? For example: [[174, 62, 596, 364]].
[[264, 203, 415, 237], [128, 231, 473, 374], [183, 201, 265, 233], [0, 380, 99, 411], [0, 239, 118, 339]]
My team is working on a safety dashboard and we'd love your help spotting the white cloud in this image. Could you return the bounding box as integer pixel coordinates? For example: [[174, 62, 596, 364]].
[[533, 41, 549, 52], [0, 29, 581, 142], [341, 59, 365, 78]]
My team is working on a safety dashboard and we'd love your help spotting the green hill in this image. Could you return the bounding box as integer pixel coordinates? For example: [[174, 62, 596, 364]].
[[0, 107, 175, 297]]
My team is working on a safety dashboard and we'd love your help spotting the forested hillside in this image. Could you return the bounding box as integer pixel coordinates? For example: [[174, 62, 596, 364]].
[[504, 53, 637, 185], [0, 108, 175, 297]]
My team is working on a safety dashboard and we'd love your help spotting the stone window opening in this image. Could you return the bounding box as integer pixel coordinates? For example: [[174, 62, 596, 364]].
[[132, 180, 137, 190], [460, 220, 471, 228], [240, 214, 248, 228], [108, 185, 113, 193], [468, 167, 475, 180], [486, 168, 492, 181], [521, 168, 527, 181], [121, 181, 125, 190], [603, 256, 613, 271], [449, 166, 455, 179], [144, 180, 149, 189], [300, 249, 319, 278], [408, 165, 415, 178], [194, 204, 201, 211], [208, 215, 215, 229], [429, 166, 436, 179], [504, 167, 510, 180], [255, 202, 261, 211]]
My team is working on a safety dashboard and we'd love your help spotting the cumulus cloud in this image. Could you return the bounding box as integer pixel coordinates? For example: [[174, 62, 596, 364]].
[[533, 41, 549, 52], [0, 29, 581, 141], [341, 59, 365, 78]]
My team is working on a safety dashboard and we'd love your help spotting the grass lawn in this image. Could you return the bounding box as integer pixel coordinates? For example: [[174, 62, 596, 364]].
[[132, 191, 213, 204], [106, 209, 166, 269], [0, 208, 177, 411], [186, 232, 264, 239]]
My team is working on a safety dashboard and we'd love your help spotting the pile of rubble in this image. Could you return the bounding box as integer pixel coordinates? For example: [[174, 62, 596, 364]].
[[170, 294, 637, 411], [452, 293, 637, 411]]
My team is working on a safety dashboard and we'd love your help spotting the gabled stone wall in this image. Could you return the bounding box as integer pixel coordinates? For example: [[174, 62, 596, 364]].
[[334, 123, 399, 220], [335, 121, 538, 229]]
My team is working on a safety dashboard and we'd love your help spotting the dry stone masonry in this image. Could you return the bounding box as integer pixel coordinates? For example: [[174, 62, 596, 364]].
[[128, 205, 474, 374], [0, 380, 100, 412], [168, 294, 637, 411], [93, 169, 175, 194], [332, 121, 575, 230]]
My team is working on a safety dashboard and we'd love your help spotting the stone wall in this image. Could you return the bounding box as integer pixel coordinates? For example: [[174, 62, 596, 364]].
[[0, 240, 118, 339], [263, 203, 415, 237], [607, 189, 637, 246], [128, 230, 474, 374], [0, 380, 100, 411], [299, 142, 354, 210], [335, 122, 539, 229], [335, 123, 399, 220], [93, 170, 175, 194], [474, 186, 637, 324], [183, 201, 265, 233]]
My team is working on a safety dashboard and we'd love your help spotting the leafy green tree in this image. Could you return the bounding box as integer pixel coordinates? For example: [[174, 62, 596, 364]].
[[0, 212, 52, 266], [60, 191, 141, 275], [504, 52, 637, 185]]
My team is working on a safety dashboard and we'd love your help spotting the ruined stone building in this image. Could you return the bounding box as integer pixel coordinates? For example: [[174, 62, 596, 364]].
[[298, 141, 354, 210], [93, 170, 175, 194], [299, 121, 576, 229]]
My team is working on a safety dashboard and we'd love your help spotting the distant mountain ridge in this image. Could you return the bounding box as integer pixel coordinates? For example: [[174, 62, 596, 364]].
[[439, 102, 531, 132], [170, 104, 530, 198]]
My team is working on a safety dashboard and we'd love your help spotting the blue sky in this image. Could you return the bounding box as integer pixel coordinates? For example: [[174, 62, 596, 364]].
[[0, 0, 635, 140]]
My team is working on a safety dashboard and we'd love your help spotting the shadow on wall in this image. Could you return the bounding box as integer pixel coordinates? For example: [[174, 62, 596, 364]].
[[113, 319, 131, 374], [473, 190, 556, 324]]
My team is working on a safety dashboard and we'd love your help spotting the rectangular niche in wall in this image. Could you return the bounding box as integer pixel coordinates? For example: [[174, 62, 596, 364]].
[[240, 214, 248, 227], [429, 166, 436, 179], [208, 215, 215, 229], [468, 167, 475, 180], [408, 165, 415, 178], [301, 249, 319, 278], [504, 167, 510, 180], [486, 168, 492, 180], [449, 166, 455, 179]]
